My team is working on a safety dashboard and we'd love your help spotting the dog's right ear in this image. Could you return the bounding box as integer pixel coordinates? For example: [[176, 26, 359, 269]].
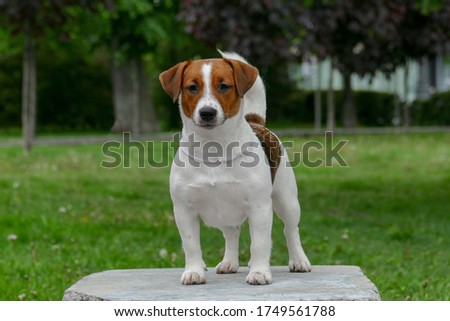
[[159, 61, 190, 103]]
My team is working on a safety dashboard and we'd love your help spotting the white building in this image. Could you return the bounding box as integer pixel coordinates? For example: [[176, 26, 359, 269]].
[[292, 55, 450, 103]]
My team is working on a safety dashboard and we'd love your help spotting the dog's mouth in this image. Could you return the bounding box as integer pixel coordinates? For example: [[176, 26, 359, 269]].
[[198, 123, 217, 129], [195, 119, 225, 129]]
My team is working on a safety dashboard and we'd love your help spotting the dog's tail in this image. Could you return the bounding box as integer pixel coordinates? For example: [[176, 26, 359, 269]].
[[218, 50, 267, 125]]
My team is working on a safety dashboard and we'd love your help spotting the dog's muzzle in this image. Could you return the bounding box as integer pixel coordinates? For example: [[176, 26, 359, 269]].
[[197, 107, 220, 128], [199, 107, 217, 122]]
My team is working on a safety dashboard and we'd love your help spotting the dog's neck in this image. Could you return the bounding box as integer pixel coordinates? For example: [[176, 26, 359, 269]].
[[178, 102, 256, 164]]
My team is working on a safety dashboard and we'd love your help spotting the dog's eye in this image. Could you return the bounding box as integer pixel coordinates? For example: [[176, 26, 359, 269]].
[[218, 83, 231, 93], [187, 84, 199, 94]]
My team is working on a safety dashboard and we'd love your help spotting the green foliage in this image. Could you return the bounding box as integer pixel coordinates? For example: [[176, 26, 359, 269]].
[[2, 1, 448, 133], [416, 0, 449, 13], [0, 24, 22, 56], [353, 91, 397, 126], [0, 21, 213, 132], [37, 53, 114, 131], [411, 91, 450, 126], [0, 133, 449, 300], [106, 0, 176, 61], [0, 46, 114, 132], [0, 54, 21, 127]]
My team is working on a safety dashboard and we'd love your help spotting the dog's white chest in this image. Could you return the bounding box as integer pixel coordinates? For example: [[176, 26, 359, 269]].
[[187, 177, 246, 226], [170, 149, 271, 228]]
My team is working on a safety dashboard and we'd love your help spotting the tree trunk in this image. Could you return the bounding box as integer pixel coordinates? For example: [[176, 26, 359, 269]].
[[314, 61, 322, 131], [342, 72, 357, 128], [403, 63, 410, 129], [111, 57, 134, 133], [326, 63, 335, 131], [131, 58, 141, 135], [111, 51, 159, 134], [137, 59, 160, 133], [393, 71, 401, 127], [416, 57, 429, 100], [22, 33, 36, 154]]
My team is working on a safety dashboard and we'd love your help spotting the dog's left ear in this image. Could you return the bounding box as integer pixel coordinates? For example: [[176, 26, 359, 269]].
[[225, 59, 259, 98], [159, 61, 190, 103]]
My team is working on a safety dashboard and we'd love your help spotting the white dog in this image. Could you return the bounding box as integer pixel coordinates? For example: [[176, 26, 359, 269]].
[[159, 51, 311, 285]]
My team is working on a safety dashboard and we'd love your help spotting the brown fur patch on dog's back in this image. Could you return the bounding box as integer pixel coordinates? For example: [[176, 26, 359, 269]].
[[245, 113, 265, 126], [246, 113, 281, 183]]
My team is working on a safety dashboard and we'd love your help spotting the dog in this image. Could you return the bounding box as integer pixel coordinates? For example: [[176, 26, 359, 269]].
[[159, 51, 311, 285]]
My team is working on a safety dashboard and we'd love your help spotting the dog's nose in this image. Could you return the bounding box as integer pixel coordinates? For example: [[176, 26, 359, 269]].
[[199, 107, 217, 122]]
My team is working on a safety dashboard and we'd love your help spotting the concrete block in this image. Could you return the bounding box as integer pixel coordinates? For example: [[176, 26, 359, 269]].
[[63, 265, 380, 301]]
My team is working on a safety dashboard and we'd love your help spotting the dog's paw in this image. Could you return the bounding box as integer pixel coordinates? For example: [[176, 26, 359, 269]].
[[289, 256, 312, 273], [246, 270, 272, 285], [216, 261, 239, 274], [181, 269, 206, 285]]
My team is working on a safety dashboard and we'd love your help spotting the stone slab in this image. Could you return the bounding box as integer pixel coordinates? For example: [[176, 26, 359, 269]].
[[63, 265, 380, 301]]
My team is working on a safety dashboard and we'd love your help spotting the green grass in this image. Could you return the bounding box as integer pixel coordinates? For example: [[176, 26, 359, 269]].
[[0, 133, 449, 300]]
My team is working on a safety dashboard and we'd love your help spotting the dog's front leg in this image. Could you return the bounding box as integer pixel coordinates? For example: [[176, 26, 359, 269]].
[[174, 207, 206, 285], [246, 206, 273, 285], [216, 226, 240, 274]]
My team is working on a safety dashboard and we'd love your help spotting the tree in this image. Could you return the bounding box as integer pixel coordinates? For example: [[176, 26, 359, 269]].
[[299, 0, 410, 128], [102, 0, 182, 135], [179, 0, 301, 67], [300, 0, 450, 128], [397, 1, 450, 127], [0, 0, 109, 152], [326, 62, 336, 131], [179, 0, 450, 130]]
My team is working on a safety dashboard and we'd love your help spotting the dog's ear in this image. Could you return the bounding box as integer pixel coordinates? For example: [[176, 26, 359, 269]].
[[159, 61, 190, 103], [225, 59, 259, 98]]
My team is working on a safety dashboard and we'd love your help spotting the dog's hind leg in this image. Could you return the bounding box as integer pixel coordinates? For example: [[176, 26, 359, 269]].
[[216, 226, 240, 274], [272, 154, 312, 272]]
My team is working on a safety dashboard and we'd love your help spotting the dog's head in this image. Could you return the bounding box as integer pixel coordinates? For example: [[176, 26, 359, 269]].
[[159, 58, 258, 128]]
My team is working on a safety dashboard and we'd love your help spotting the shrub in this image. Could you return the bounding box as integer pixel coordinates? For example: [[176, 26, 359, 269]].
[[0, 50, 113, 132], [0, 55, 21, 127], [37, 53, 114, 131], [269, 89, 396, 127], [411, 91, 450, 126], [354, 90, 396, 126]]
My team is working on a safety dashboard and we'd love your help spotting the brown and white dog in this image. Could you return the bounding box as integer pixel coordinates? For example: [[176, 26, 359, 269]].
[[159, 51, 311, 285]]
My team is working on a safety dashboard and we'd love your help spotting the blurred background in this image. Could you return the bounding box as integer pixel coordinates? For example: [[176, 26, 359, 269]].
[[0, 0, 449, 151]]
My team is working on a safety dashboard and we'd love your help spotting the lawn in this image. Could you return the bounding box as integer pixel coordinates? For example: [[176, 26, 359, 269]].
[[0, 132, 449, 300]]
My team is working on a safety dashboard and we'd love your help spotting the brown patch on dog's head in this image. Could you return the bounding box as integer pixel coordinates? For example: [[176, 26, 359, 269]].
[[178, 60, 207, 119], [208, 59, 242, 120]]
